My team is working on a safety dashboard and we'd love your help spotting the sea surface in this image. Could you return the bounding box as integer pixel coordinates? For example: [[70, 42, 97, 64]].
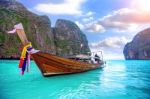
[[0, 60, 150, 99]]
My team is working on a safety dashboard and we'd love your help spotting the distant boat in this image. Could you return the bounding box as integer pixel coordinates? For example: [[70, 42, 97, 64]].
[[8, 23, 104, 77]]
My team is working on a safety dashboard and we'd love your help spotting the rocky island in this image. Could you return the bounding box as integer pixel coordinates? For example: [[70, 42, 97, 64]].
[[123, 28, 150, 60], [0, 0, 90, 59]]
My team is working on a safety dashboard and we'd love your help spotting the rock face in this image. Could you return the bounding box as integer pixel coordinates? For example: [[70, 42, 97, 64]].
[[123, 28, 150, 60], [53, 19, 90, 57], [0, 0, 90, 58], [0, 0, 56, 58]]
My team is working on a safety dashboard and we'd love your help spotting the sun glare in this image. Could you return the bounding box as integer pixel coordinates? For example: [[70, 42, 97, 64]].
[[135, 0, 150, 12]]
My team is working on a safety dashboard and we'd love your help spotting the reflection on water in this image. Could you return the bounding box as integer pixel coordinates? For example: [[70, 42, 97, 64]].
[[0, 60, 150, 99]]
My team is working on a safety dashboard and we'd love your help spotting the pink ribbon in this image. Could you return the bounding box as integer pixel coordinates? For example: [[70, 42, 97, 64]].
[[7, 28, 16, 34]]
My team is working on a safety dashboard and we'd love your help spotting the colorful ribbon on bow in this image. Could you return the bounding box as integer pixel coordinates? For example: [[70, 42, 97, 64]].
[[18, 42, 33, 75]]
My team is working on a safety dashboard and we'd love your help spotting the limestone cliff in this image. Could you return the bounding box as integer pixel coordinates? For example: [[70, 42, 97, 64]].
[[53, 19, 90, 57], [123, 28, 150, 60], [0, 0, 56, 58], [0, 0, 90, 58]]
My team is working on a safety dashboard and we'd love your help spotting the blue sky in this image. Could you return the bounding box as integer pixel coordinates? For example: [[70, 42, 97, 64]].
[[18, 0, 150, 60]]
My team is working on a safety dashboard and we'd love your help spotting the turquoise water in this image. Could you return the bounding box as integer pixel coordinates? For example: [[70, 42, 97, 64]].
[[0, 60, 150, 99]]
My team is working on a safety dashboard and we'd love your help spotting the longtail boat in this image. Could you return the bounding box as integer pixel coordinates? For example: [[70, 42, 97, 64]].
[[8, 23, 104, 77]]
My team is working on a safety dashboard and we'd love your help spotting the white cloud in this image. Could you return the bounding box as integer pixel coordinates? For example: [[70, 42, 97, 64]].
[[75, 20, 105, 32], [89, 36, 129, 60], [75, 21, 84, 29], [34, 0, 86, 15], [85, 23, 105, 32], [90, 36, 129, 49], [85, 8, 150, 33], [82, 16, 94, 22], [85, 11, 94, 17], [77, 11, 95, 18]]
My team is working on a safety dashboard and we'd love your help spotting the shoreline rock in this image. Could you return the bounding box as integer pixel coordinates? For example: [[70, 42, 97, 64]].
[[123, 28, 150, 60]]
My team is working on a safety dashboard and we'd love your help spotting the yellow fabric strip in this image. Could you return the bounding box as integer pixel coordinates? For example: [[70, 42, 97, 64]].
[[21, 43, 32, 58]]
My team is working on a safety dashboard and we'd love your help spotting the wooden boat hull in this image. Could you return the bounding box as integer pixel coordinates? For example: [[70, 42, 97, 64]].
[[31, 52, 104, 77], [8, 23, 104, 77]]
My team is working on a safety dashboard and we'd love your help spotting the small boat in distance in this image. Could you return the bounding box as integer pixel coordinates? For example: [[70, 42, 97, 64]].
[[8, 23, 104, 77]]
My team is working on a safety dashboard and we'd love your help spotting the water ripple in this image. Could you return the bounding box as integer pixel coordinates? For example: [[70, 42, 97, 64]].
[[0, 60, 150, 99]]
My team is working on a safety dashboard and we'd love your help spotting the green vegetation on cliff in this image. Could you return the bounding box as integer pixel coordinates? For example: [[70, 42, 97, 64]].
[[0, 0, 90, 58]]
